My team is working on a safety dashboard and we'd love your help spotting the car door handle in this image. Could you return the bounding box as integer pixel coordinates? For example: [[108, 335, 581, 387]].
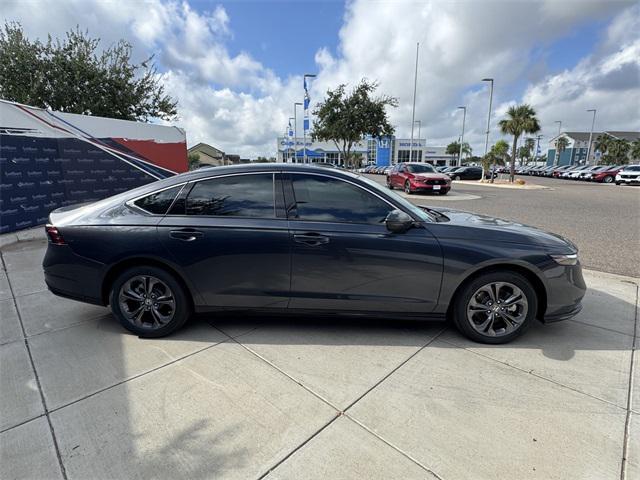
[[170, 229, 204, 241], [293, 233, 330, 246]]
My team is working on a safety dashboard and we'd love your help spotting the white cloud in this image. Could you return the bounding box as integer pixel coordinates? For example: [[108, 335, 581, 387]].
[[3, 0, 638, 157]]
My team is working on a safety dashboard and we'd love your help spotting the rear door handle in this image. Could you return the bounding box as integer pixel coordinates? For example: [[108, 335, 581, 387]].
[[293, 233, 330, 247], [170, 228, 204, 242]]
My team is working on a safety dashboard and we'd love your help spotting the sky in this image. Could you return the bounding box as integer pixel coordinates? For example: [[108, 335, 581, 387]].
[[3, 0, 639, 158]]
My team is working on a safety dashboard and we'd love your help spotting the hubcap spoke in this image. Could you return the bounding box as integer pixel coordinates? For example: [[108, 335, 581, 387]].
[[118, 275, 175, 330]]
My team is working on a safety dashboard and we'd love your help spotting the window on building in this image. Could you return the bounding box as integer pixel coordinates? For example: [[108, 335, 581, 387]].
[[184, 174, 274, 217], [290, 174, 391, 224]]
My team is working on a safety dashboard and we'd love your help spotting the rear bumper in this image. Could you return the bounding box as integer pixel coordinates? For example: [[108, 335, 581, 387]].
[[43, 244, 105, 305]]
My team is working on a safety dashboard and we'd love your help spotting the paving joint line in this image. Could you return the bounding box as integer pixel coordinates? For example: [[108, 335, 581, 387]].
[[620, 282, 639, 480], [240, 326, 447, 479], [568, 318, 635, 339], [439, 336, 628, 412], [0, 251, 68, 480]]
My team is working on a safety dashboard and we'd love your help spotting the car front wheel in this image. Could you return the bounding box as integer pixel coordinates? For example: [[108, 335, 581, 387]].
[[110, 266, 191, 337], [603, 176, 613, 183], [386, 178, 393, 189], [452, 271, 537, 344]]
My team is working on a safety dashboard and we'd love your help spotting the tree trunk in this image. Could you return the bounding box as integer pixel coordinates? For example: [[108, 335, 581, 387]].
[[510, 136, 518, 183], [490, 159, 496, 183]]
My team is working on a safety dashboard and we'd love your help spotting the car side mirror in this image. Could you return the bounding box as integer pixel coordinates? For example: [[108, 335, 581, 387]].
[[385, 209, 414, 233]]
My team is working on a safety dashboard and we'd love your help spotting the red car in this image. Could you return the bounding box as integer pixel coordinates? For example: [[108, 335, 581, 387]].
[[386, 162, 451, 195], [591, 165, 622, 183]]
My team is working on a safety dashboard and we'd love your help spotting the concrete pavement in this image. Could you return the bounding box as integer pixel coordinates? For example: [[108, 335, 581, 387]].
[[1, 238, 638, 479]]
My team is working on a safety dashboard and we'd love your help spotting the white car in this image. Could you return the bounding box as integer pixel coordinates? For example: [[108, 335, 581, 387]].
[[567, 166, 596, 179], [615, 165, 640, 185]]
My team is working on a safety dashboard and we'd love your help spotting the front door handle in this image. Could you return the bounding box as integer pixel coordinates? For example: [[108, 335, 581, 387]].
[[293, 233, 330, 247], [170, 228, 204, 242]]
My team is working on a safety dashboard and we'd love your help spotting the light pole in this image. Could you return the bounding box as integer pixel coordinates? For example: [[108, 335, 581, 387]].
[[457, 106, 466, 165], [288, 117, 295, 163], [482, 78, 494, 159], [294, 102, 302, 163], [586, 109, 596, 165], [409, 42, 419, 163], [554, 120, 562, 136], [414, 120, 422, 140], [303, 73, 316, 164], [534, 134, 543, 164]]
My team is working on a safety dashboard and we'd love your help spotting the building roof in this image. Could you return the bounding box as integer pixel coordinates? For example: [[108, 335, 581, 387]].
[[188, 142, 224, 158], [604, 131, 640, 141]]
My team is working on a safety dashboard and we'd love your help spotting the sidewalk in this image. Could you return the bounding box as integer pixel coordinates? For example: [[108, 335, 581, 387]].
[[1, 239, 638, 479]]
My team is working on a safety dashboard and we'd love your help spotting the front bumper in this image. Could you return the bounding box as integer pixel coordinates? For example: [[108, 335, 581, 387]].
[[410, 183, 451, 193], [540, 264, 586, 323]]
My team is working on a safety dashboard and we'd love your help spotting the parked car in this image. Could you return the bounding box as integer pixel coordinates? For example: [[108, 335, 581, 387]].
[[578, 165, 608, 180], [616, 164, 640, 185], [387, 162, 451, 195], [43, 164, 586, 344], [562, 165, 590, 179], [591, 165, 622, 183], [448, 166, 483, 180], [550, 165, 573, 177], [568, 166, 599, 180]]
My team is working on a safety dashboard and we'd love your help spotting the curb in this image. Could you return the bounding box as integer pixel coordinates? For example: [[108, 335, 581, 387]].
[[0, 226, 45, 249], [456, 180, 550, 190]]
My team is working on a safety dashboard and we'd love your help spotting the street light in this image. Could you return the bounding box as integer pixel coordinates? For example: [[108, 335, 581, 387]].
[[586, 109, 597, 165], [288, 117, 295, 163], [303, 74, 317, 164], [409, 42, 419, 163], [294, 102, 302, 164], [482, 78, 494, 160], [457, 106, 467, 165], [554, 120, 562, 136]]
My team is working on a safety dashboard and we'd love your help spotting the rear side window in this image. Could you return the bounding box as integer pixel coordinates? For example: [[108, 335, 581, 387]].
[[185, 174, 274, 217], [290, 174, 391, 224], [134, 185, 183, 214]]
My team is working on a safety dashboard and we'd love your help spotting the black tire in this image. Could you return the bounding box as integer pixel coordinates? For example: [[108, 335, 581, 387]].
[[404, 181, 413, 194], [616, 181, 621, 185], [452, 270, 537, 344], [109, 266, 191, 338], [386, 178, 393, 189], [454, 175, 461, 181], [439, 190, 448, 195]]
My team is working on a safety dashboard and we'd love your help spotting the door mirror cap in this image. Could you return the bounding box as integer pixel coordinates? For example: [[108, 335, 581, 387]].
[[385, 209, 414, 233]]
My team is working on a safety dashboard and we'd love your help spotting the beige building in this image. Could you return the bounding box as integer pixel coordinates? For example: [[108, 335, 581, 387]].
[[188, 143, 226, 166]]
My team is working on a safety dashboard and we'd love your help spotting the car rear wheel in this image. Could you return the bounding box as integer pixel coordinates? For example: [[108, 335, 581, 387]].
[[387, 178, 393, 189], [439, 190, 448, 195], [454, 175, 461, 181], [603, 176, 613, 183], [110, 266, 191, 337], [452, 271, 537, 344], [404, 181, 413, 194]]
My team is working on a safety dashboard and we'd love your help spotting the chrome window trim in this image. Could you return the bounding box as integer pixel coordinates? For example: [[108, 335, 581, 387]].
[[125, 182, 189, 216], [164, 171, 279, 219]]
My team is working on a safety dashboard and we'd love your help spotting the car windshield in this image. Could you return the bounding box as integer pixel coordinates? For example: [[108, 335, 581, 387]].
[[406, 164, 435, 173], [624, 165, 640, 171], [355, 173, 436, 222]]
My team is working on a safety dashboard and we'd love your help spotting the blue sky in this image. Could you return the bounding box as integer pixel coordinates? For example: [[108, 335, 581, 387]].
[[4, 0, 639, 156]]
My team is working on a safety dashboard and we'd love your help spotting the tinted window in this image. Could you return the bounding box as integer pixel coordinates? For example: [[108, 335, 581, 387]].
[[406, 164, 435, 173], [134, 185, 183, 214], [185, 174, 274, 217], [291, 174, 391, 224]]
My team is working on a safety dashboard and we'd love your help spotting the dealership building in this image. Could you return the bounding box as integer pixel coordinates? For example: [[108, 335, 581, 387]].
[[276, 136, 455, 167]]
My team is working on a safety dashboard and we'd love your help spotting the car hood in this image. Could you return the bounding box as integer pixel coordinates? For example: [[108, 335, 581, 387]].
[[412, 173, 450, 181], [426, 207, 577, 251]]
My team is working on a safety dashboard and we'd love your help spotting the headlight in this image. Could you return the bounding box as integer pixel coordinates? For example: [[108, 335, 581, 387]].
[[550, 253, 579, 266]]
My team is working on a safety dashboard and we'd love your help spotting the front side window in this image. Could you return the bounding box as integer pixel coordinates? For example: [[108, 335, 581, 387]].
[[290, 174, 391, 224], [185, 174, 274, 217], [134, 185, 183, 214]]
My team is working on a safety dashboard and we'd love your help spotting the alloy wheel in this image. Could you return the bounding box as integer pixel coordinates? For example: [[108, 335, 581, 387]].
[[118, 275, 175, 329], [466, 281, 528, 337]]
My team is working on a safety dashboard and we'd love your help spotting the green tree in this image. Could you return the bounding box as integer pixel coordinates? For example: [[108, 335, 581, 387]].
[[595, 134, 613, 158], [524, 138, 536, 164], [187, 152, 201, 170], [312, 79, 398, 169], [630, 139, 640, 162], [489, 139, 509, 183], [445, 141, 471, 163], [602, 139, 631, 165], [554, 137, 569, 165], [518, 145, 531, 164], [498, 104, 541, 182], [0, 22, 177, 121]]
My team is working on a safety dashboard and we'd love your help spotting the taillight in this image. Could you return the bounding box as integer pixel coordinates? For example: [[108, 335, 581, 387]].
[[45, 225, 66, 245]]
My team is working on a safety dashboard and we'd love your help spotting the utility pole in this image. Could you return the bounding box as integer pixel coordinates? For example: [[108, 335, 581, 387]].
[[294, 102, 302, 163], [409, 42, 419, 163], [482, 78, 494, 158], [586, 109, 597, 165], [554, 120, 562, 136], [457, 106, 467, 165]]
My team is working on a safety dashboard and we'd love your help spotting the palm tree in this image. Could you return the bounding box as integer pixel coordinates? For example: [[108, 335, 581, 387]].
[[489, 139, 509, 183], [604, 139, 631, 165], [524, 137, 536, 164], [595, 134, 612, 159], [499, 104, 541, 182], [631, 138, 640, 162], [555, 137, 569, 165]]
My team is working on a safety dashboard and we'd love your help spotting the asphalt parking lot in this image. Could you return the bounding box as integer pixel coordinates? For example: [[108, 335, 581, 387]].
[[366, 174, 640, 278], [1, 235, 639, 479]]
